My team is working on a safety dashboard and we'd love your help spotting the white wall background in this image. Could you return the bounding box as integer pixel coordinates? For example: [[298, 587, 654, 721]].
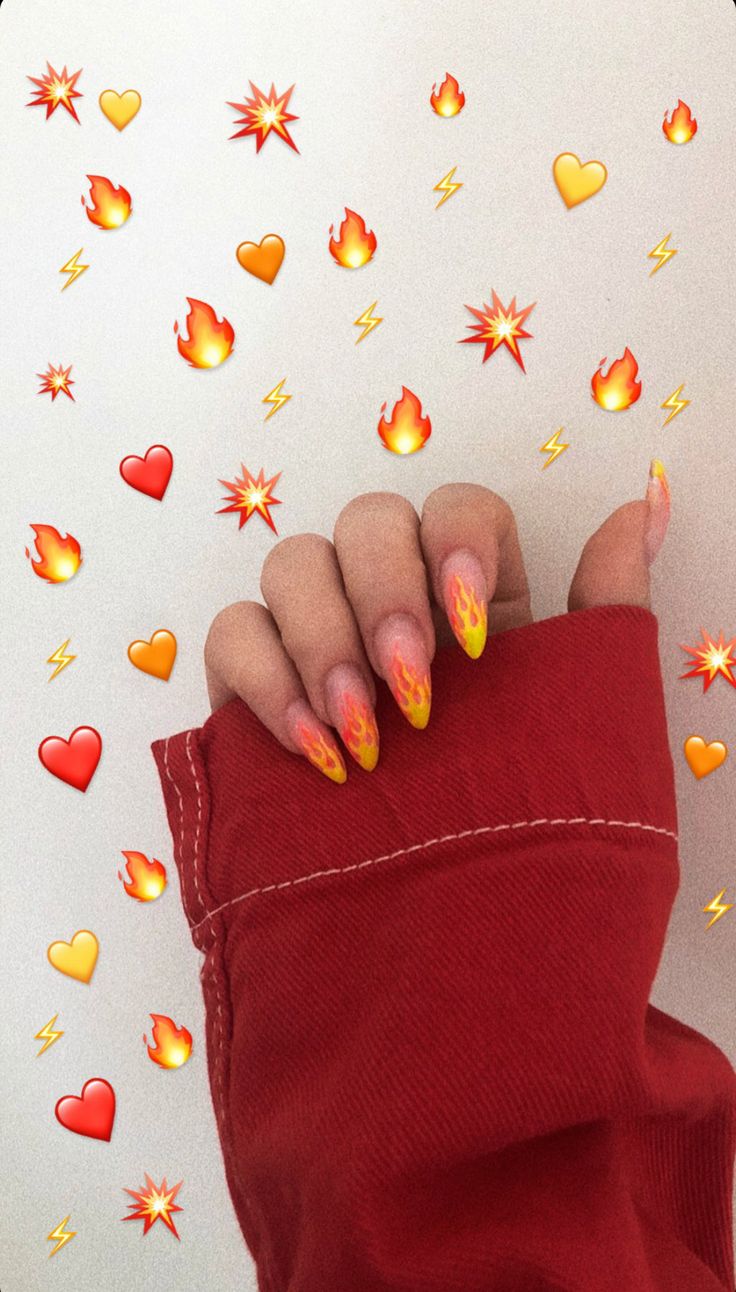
[[2, 0, 735, 1288]]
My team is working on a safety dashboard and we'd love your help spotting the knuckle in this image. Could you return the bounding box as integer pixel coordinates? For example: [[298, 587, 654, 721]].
[[261, 532, 333, 595], [204, 600, 266, 666], [334, 491, 413, 543], [423, 482, 514, 528]]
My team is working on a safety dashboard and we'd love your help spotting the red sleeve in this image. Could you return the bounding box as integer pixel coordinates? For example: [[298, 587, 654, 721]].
[[152, 604, 736, 1292]]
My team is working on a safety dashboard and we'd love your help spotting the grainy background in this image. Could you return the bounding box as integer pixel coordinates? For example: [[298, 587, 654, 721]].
[[2, 0, 735, 1287]]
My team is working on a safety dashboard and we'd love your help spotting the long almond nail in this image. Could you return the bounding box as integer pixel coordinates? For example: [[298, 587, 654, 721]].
[[285, 699, 347, 784], [374, 613, 431, 729], [440, 550, 488, 659], [644, 459, 671, 566], [324, 663, 380, 771]]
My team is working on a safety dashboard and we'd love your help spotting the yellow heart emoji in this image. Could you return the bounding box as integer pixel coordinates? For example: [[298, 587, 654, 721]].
[[47, 930, 99, 983], [99, 89, 142, 131], [128, 629, 177, 681], [684, 736, 728, 780], [553, 152, 607, 209]]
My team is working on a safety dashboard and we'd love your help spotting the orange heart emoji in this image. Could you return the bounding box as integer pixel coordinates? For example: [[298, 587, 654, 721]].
[[99, 89, 142, 131], [47, 929, 99, 983], [128, 629, 177, 681], [236, 234, 285, 284], [553, 152, 607, 208], [684, 735, 728, 780]]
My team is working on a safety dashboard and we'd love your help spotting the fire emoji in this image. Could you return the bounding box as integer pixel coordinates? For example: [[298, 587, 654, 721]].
[[591, 348, 642, 411], [378, 387, 431, 455], [145, 1015, 192, 1070], [82, 175, 132, 229], [430, 73, 465, 118], [26, 525, 82, 583], [663, 99, 697, 144], [118, 851, 167, 902], [175, 298, 235, 369], [329, 209, 377, 268]]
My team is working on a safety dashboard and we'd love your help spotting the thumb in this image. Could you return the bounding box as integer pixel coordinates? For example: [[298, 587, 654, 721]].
[[568, 460, 670, 613]]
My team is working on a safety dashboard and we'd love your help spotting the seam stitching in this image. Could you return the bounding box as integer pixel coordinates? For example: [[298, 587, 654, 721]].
[[184, 729, 207, 925], [162, 735, 194, 926], [188, 815, 678, 934]]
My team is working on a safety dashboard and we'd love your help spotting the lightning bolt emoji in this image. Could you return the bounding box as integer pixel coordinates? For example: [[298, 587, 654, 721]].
[[262, 378, 291, 421], [47, 638, 76, 681], [59, 248, 89, 290], [703, 889, 734, 930], [661, 383, 690, 427], [35, 1013, 64, 1056], [47, 1215, 76, 1257], [353, 301, 383, 345], [434, 166, 463, 209], [648, 233, 677, 276], [539, 428, 569, 469]]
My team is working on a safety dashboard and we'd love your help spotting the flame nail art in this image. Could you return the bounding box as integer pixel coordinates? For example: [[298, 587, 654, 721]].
[[387, 648, 431, 728], [442, 553, 488, 659], [286, 701, 347, 784], [644, 459, 671, 566], [339, 693, 379, 771], [375, 614, 432, 729]]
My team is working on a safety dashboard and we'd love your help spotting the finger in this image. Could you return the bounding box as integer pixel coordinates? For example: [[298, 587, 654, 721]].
[[568, 460, 670, 612], [420, 482, 532, 660], [333, 492, 435, 730], [260, 534, 380, 772], [204, 601, 348, 785]]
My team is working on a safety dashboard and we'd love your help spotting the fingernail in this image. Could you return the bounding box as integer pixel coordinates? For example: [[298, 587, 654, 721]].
[[285, 699, 347, 784], [644, 459, 671, 566], [324, 663, 380, 772], [440, 550, 488, 659], [374, 613, 432, 729]]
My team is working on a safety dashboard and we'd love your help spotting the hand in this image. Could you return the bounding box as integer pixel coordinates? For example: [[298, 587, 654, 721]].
[[204, 463, 669, 783]]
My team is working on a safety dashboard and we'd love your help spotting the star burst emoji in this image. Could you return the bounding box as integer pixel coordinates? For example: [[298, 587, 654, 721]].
[[680, 628, 736, 691], [460, 291, 535, 371], [218, 466, 282, 533], [228, 81, 299, 152], [38, 363, 75, 402], [27, 62, 82, 121], [122, 1175, 183, 1239]]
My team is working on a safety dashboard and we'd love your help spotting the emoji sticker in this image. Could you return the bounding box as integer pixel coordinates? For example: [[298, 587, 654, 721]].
[[128, 629, 177, 681], [218, 466, 282, 532], [540, 429, 569, 468], [47, 1217, 76, 1257], [99, 88, 141, 130], [26, 524, 81, 584], [47, 640, 76, 681], [236, 234, 285, 283], [648, 233, 677, 275], [55, 1077, 115, 1141], [175, 299, 234, 368], [123, 1176, 183, 1238], [118, 851, 167, 902], [430, 73, 465, 117], [263, 379, 291, 420], [47, 929, 99, 982], [460, 291, 535, 370], [591, 348, 641, 410], [703, 891, 733, 929], [39, 727, 101, 792], [378, 387, 431, 455], [663, 100, 697, 144], [35, 1014, 64, 1056], [684, 736, 728, 779], [353, 302, 382, 344], [553, 153, 607, 208], [329, 210, 377, 268], [27, 62, 82, 121], [59, 249, 89, 289], [83, 175, 132, 229], [119, 444, 173, 500], [228, 81, 299, 152], [434, 167, 462, 208], [661, 384, 689, 427], [680, 629, 736, 690], [37, 363, 74, 401], [145, 1015, 193, 1069]]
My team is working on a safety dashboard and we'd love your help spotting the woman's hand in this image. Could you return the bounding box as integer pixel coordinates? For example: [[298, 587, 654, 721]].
[[204, 462, 669, 782]]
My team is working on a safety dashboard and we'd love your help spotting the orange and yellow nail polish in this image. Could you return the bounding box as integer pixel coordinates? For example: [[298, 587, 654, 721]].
[[442, 552, 488, 659], [325, 664, 380, 771], [285, 700, 347, 784], [374, 613, 432, 729], [644, 459, 670, 566]]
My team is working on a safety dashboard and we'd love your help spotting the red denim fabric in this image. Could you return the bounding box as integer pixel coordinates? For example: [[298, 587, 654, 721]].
[[152, 605, 736, 1292]]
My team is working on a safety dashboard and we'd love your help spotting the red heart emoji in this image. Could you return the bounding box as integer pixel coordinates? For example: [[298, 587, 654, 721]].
[[119, 444, 173, 500], [38, 726, 102, 792], [55, 1078, 116, 1141]]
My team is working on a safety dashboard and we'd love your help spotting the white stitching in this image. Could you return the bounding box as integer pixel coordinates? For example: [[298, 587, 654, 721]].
[[162, 735, 193, 925], [188, 815, 678, 935], [184, 729, 207, 925]]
